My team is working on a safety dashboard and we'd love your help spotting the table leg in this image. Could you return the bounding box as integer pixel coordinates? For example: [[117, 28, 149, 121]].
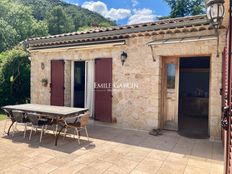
[[55, 125, 65, 146], [7, 121, 15, 136]]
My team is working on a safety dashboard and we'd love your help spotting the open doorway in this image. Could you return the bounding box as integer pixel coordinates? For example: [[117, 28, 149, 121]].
[[74, 61, 85, 108], [178, 57, 210, 138]]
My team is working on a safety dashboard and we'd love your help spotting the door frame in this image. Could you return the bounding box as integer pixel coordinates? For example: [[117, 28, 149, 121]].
[[161, 56, 211, 131], [71, 60, 87, 108], [161, 56, 180, 130]]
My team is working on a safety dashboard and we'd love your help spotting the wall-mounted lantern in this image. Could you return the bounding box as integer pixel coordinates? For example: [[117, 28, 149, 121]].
[[120, 51, 128, 66], [206, 0, 225, 57], [206, 0, 225, 31], [41, 62, 45, 70]]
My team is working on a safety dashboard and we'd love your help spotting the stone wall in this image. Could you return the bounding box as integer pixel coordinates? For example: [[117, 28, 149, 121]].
[[30, 28, 226, 140]]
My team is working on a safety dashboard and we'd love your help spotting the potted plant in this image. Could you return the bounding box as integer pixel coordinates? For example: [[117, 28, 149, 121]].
[[41, 78, 48, 87]]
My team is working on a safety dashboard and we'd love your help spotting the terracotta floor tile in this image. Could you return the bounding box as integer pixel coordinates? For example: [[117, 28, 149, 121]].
[[184, 166, 210, 174], [0, 121, 224, 174], [157, 167, 183, 174]]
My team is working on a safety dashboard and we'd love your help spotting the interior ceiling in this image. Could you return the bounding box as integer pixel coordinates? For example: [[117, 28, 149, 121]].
[[180, 57, 210, 69]]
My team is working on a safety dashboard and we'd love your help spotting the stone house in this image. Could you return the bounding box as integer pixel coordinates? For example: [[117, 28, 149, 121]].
[[27, 14, 228, 141]]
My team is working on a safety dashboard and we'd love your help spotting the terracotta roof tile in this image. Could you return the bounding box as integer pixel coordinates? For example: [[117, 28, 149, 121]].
[[27, 15, 211, 50]]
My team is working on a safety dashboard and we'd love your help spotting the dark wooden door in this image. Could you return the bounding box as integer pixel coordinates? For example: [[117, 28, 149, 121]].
[[50, 60, 64, 106], [94, 58, 112, 122], [224, 13, 232, 174]]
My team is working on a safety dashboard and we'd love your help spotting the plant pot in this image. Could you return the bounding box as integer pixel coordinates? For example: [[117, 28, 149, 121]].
[[41, 79, 48, 87]]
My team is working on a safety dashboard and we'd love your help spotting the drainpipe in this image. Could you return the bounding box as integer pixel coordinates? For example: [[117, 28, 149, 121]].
[[225, 1, 232, 174], [228, 0, 232, 113]]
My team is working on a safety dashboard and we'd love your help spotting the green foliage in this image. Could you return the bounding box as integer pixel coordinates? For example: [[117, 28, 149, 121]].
[[78, 26, 94, 32], [0, 0, 115, 51], [0, 113, 6, 121], [99, 22, 113, 28], [163, 0, 205, 18], [64, 5, 116, 30], [0, 47, 30, 107], [5, 4, 48, 41], [0, 0, 8, 17], [16, 0, 116, 30], [0, 0, 48, 52], [0, 19, 18, 52], [46, 6, 75, 35]]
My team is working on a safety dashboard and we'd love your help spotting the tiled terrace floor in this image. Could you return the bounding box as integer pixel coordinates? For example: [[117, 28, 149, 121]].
[[0, 120, 224, 174]]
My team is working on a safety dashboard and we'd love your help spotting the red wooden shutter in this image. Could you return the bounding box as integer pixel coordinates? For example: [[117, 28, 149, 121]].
[[94, 58, 112, 122], [50, 60, 65, 106]]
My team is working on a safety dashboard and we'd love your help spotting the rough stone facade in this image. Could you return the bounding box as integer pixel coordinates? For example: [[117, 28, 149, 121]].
[[30, 28, 226, 141]]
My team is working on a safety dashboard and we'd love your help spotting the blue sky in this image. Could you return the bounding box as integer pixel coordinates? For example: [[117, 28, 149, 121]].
[[64, 0, 171, 25]]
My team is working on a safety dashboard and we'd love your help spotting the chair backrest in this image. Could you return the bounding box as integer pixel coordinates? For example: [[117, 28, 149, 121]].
[[3, 109, 12, 118], [64, 115, 80, 124], [27, 112, 40, 125], [11, 110, 25, 123], [79, 112, 90, 127]]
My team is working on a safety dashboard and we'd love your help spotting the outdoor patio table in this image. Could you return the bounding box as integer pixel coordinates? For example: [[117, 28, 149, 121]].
[[2, 104, 88, 146]]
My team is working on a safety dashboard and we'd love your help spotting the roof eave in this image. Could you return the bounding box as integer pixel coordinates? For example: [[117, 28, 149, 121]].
[[28, 18, 209, 48]]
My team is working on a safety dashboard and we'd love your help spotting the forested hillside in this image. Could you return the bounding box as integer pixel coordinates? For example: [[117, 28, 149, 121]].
[[16, 0, 116, 30]]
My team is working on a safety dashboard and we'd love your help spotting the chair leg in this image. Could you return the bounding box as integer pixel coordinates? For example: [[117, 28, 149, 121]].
[[75, 128, 80, 145], [52, 125, 55, 134], [63, 128, 67, 140], [7, 121, 15, 136], [23, 123, 27, 138], [29, 125, 34, 140], [12, 123, 16, 137], [13, 122, 18, 136], [73, 129, 76, 138], [55, 124, 58, 135], [14, 122, 18, 131], [53, 124, 58, 135], [44, 125, 48, 134], [84, 126, 89, 142], [3, 119, 9, 135], [40, 126, 44, 143]]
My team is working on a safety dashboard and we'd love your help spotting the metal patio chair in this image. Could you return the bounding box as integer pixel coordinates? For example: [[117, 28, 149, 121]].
[[11, 110, 29, 138], [27, 112, 49, 143], [62, 112, 90, 144]]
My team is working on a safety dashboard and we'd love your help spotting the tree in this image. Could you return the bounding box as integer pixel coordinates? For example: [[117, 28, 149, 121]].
[[0, 47, 30, 107], [99, 22, 112, 28], [0, 19, 18, 52], [5, 4, 48, 41], [0, 0, 8, 18], [30, 20, 48, 38], [46, 6, 75, 35], [163, 0, 205, 18]]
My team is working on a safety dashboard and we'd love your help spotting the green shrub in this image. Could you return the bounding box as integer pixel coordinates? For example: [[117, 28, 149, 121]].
[[0, 47, 30, 107]]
